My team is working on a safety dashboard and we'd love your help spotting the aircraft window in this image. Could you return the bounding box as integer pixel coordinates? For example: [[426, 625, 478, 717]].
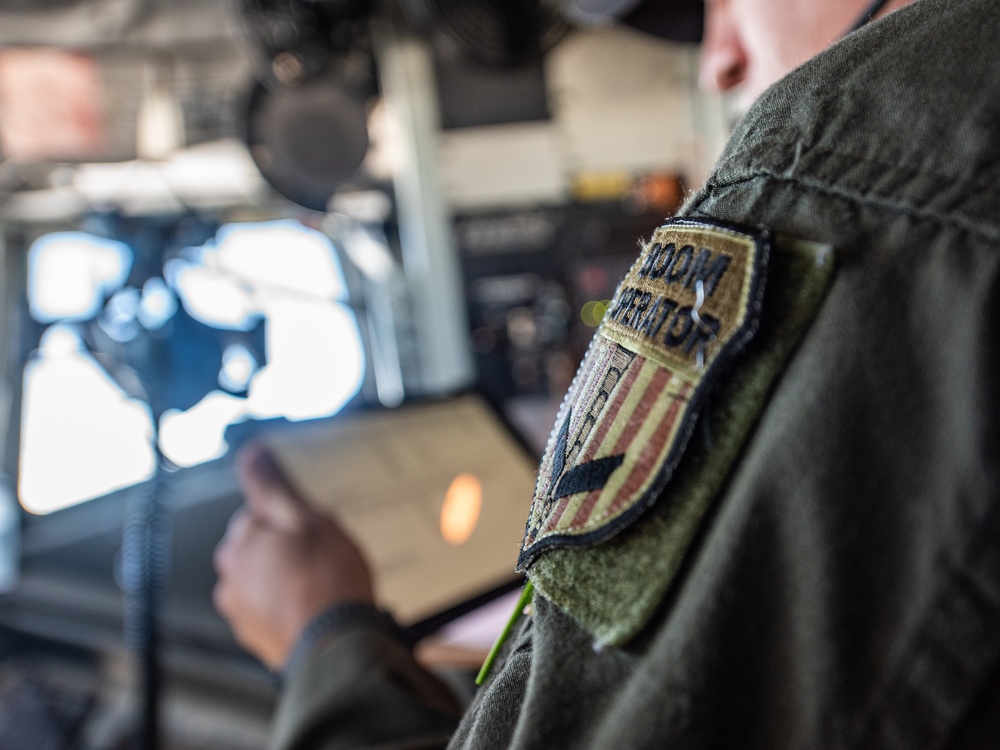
[[19, 325, 157, 514], [28, 232, 132, 323], [219, 343, 259, 393], [18, 220, 365, 514]]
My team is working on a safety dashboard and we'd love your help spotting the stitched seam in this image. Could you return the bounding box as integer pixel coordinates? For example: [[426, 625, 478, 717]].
[[717, 139, 1000, 199], [695, 170, 1000, 243]]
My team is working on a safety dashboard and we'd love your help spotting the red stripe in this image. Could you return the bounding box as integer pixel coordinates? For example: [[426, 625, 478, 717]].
[[606, 380, 692, 517], [542, 356, 646, 535], [580, 356, 646, 464], [564, 364, 673, 530]]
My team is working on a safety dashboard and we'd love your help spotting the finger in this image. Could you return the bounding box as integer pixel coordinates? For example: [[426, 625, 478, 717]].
[[213, 508, 250, 576], [213, 510, 251, 618], [212, 577, 233, 619], [235, 443, 315, 532]]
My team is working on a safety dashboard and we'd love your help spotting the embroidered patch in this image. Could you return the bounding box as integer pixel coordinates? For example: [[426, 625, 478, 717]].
[[517, 218, 769, 570]]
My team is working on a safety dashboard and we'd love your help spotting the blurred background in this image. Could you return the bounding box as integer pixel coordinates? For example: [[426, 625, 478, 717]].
[[0, 1, 731, 747]]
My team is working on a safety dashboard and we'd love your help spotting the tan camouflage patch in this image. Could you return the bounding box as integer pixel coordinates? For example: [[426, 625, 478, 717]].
[[518, 218, 769, 570]]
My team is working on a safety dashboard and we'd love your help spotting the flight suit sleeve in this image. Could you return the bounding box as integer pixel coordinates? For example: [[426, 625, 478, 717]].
[[271, 616, 464, 750]]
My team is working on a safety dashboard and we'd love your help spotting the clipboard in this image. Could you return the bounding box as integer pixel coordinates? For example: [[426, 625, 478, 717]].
[[256, 393, 539, 632]]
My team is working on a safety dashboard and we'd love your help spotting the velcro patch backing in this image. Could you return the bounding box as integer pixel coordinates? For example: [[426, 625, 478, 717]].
[[518, 218, 769, 570], [524, 232, 835, 646]]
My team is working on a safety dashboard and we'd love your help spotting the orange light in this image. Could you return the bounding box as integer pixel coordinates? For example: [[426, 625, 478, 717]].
[[440, 473, 483, 545]]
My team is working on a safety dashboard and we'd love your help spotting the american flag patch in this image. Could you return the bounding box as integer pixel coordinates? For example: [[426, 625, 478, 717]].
[[518, 218, 769, 570]]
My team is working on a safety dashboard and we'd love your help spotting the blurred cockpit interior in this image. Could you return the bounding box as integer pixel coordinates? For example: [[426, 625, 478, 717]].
[[0, 1, 727, 747]]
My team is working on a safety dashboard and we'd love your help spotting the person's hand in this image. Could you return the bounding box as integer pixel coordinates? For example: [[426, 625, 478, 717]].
[[213, 443, 374, 670]]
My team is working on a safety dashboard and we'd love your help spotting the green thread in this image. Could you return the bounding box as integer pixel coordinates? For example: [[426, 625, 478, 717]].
[[475, 581, 534, 686]]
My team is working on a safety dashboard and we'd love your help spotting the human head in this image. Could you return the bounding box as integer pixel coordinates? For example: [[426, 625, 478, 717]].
[[699, 0, 916, 107]]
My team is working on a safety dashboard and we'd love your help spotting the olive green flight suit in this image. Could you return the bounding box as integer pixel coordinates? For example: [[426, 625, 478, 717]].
[[272, 0, 1000, 746]]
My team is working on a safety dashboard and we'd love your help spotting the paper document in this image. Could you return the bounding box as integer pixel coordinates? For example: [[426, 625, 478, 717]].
[[261, 394, 539, 624]]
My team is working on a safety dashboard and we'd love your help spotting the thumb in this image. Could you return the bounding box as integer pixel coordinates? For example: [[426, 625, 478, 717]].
[[235, 443, 316, 533]]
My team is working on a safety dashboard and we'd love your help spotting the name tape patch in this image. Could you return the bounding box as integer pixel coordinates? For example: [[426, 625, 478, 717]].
[[518, 218, 769, 570]]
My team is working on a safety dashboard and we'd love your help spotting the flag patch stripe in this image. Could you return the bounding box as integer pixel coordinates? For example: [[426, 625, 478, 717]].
[[518, 218, 769, 571], [566, 363, 675, 530]]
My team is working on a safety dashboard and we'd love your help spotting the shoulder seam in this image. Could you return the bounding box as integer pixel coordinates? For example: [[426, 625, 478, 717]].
[[693, 170, 1000, 244]]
